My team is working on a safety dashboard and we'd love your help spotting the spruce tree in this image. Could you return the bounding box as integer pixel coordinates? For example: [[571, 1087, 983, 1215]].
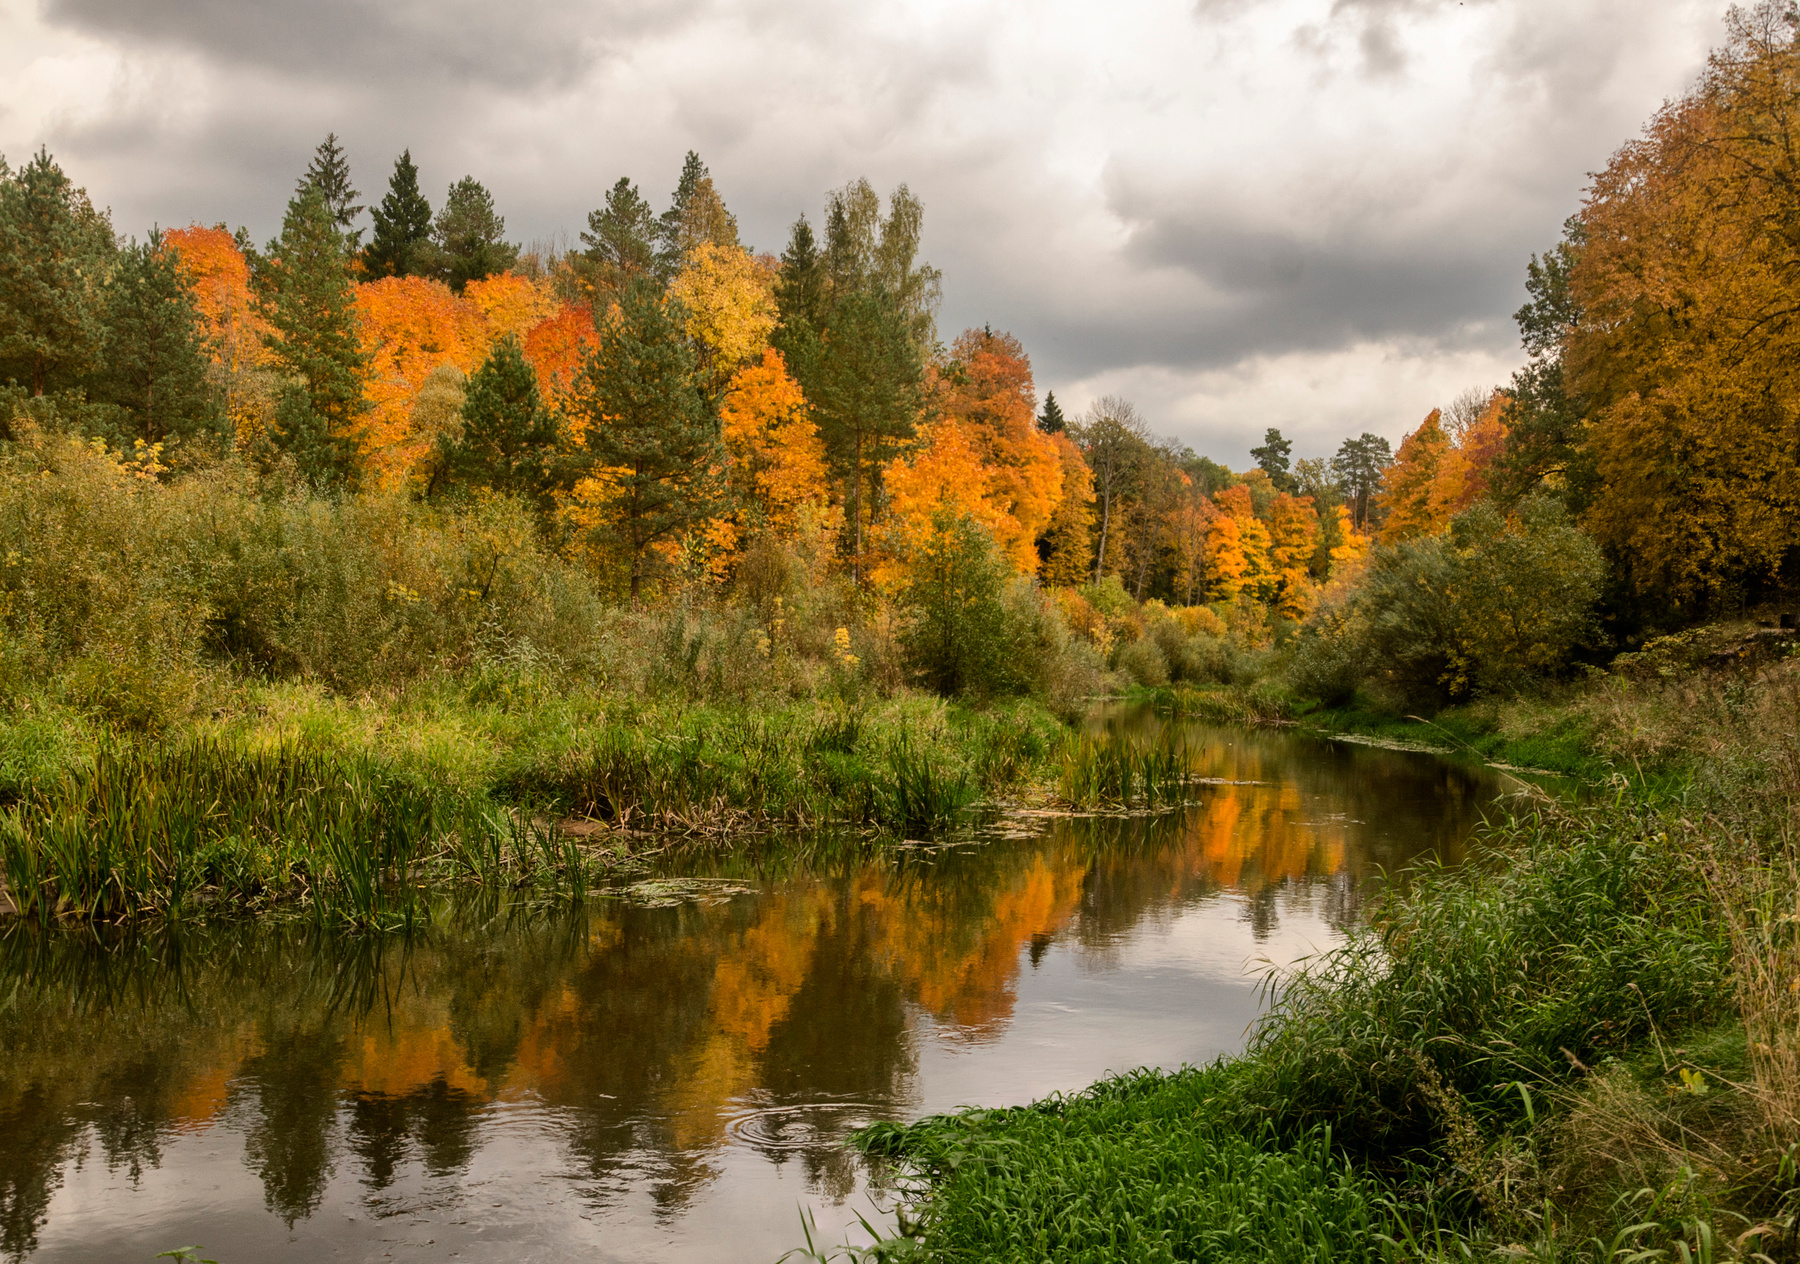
[[363, 150, 432, 279], [578, 178, 659, 308], [299, 133, 363, 249], [437, 334, 557, 505], [0, 149, 116, 396], [656, 151, 737, 276], [257, 184, 367, 484], [92, 230, 219, 444], [1036, 391, 1066, 435], [423, 177, 517, 293], [568, 281, 722, 598]]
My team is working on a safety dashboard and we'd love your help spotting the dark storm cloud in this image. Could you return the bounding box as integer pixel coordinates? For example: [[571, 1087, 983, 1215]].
[[42, 0, 706, 89]]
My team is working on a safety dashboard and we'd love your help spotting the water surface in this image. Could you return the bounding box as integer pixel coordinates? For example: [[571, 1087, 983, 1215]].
[[0, 721, 1517, 1262]]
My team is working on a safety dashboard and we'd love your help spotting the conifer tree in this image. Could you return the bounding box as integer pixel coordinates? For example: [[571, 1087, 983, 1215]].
[[579, 178, 659, 308], [1250, 427, 1294, 491], [299, 133, 363, 249], [657, 151, 737, 276], [257, 184, 367, 484], [1036, 391, 1065, 435], [92, 231, 219, 444], [423, 176, 517, 293], [437, 334, 557, 505], [362, 150, 433, 279], [808, 286, 924, 582], [0, 149, 115, 396], [568, 282, 722, 598]]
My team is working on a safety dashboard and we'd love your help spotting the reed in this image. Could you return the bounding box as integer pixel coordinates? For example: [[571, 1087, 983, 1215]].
[[1054, 728, 1192, 806]]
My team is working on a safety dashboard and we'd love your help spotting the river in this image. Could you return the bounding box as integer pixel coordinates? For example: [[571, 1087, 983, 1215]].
[[0, 720, 1519, 1263]]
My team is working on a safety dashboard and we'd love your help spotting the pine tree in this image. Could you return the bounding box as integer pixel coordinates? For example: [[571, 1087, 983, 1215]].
[[1249, 427, 1294, 491], [578, 178, 659, 308], [437, 334, 557, 505], [92, 230, 219, 443], [423, 176, 517, 293], [0, 149, 116, 396], [808, 286, 924, 582], [257, 184, 367, 484], [362, 150, 433, 279], [1036, 391, 1066, 435], [299, 133, 363, 249], [1330, 433, 1394, 530], [568, 282, 722, 598]]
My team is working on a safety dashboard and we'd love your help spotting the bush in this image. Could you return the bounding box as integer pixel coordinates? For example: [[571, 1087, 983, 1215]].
[[1289, 496, 1604, 708], [897, 510, 1040, 698], [1115, 635, 1170, 687]]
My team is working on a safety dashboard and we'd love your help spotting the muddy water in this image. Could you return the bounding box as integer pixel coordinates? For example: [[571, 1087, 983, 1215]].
[[0, 722, 1518, 1263]]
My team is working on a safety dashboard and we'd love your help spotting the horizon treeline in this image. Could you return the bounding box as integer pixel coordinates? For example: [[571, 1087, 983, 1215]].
[[10, 0, 1800, 633], [0, 134, 1411, 620]]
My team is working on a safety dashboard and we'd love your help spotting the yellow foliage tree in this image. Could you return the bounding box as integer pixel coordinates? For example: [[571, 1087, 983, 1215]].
[[1267, 493, 1321, 619], [1039, 432, 1096, 588], [719, 349, 832, 539], [877, 420, 1017, 592], [667, 241, 777, 396]]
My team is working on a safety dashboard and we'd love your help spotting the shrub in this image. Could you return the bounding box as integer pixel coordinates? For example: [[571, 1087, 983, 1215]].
[[898, 509, 1037, 697], [1290, 496, 1604, 708], [1115, 636, 1170, 687]]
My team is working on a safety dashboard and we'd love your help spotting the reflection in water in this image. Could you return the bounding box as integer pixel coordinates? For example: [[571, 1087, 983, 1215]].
[[0, 723, 1510, 1263]]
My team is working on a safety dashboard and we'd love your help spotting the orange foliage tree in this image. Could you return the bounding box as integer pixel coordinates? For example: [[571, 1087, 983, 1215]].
[[1267, 493, 1321, 619], [718, 349, 832, 540], [163, 225, 274, 443]]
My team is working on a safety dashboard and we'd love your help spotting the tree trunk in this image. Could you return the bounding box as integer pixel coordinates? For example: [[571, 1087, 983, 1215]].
[[849, 430, 864, 586]]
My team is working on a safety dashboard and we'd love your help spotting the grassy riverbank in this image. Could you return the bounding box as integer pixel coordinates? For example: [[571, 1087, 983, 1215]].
[[0, 684, 1065, 925], [849, 649, 1800, 1261]]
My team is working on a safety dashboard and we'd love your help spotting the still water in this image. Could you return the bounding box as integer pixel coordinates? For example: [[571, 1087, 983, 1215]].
[[0, 722, 1517, 1263]]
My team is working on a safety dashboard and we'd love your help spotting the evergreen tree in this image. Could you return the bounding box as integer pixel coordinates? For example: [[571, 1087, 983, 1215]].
[[1250, 427, 1294, 491], [808, 285, 924, 582], [437, 334, 557, 505], [0, 149, 116, 396], [362, 150, 432, 279], [257, 184, 367, 484], [299, 133, 363, 249], [568, 282, 722, 598], [423, 177, 517, 293], [1036, 391, 1066, 435], [92, 230, 219, 444], [1493, 217, 1592, 507], [656, 151, 737, 276], [1331, 433, 1394, 530], [578, 177, 659, 308], [773, 215, 825, 332]]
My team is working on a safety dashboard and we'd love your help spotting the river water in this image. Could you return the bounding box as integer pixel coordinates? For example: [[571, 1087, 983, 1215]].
[[0, 721, 1516, 1263]]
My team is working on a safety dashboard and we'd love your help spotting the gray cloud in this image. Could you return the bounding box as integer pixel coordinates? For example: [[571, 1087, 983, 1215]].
[[3, 0, 1721, 457]]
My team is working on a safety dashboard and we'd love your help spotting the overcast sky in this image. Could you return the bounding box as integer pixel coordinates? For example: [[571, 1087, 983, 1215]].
[[0, 0, 1723, 465]]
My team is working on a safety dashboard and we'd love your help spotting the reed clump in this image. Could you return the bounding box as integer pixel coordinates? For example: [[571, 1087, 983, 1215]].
[[1055, 728, 1193, 806]]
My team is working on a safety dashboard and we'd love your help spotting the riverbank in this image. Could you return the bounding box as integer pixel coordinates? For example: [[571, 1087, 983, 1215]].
[[0, 681, 1065, 925], [853, 649, 1800, 1261]]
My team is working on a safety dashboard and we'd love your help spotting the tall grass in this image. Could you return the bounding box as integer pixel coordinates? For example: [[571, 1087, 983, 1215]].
[[0, 742, 571, 926], [1055, 728, 1192, 806]]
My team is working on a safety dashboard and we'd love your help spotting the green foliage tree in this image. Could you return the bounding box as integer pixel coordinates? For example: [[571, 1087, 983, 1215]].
[[822, 178, 941, 353], [423, 177, 517, 294], [579, 178, 659, 308], [0, 149, 116, 397], [656, 151, 738, 275], [436, 334, 557, 505], [1249, 427, 1294, 491], [257, 184, 367, 485], [362, 150, 432, 279], [568, 282, 722, 598], [1494, 217, 1592, 506], [808, 285, 924, 582], [298, 133, 363, 249], [91, 231, 219, 444], [1036, 391, 1066, 435], [898, 508, 1033, 696], [1330, 433, 1393, 530], [1303, 496, 1604, 708]]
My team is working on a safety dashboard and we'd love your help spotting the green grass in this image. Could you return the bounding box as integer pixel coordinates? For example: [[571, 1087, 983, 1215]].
[[858, 1067, 1396, 1263], [0, 684, 1068, 925], [853, 803, 1779, 1262]]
